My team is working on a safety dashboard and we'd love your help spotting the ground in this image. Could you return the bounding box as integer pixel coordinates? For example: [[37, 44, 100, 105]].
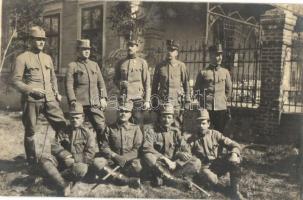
[[0, 110, 300, 199]]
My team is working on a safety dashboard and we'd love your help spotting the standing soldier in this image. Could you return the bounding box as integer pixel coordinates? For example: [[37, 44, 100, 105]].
[[93, 100, 142, 188], [65, 39, 107, 150], [143, 103, 200, 190], [12, 26, 66, 169], [152, 40, 191, 129], [40, 103, 96, 196], [187, 109, 245, 200], [114, 37, 151, 125], [194, 44, 232, 133]]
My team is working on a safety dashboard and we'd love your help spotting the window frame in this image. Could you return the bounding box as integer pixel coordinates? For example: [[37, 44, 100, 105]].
[[43, 13, 61, 72]]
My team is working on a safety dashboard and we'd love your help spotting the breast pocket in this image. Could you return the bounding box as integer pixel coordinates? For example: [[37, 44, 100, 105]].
[[24, 64, 40, 80], [73, 139, 86, 153], [75, 69, 88, 84], [89, 67, 98, 83]]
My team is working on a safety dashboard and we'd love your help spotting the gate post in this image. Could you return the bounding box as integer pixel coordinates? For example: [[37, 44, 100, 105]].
[[254, 8, 297, 143]]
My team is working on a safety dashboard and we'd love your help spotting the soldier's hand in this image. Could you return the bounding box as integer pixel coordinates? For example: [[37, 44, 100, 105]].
[[177, 152, 192, 161], [100, 98, 107, 109], [64, 157, 75, 168], [229, 152, 240, 164], [56, 94, 62, 102], [184, 102, 191, 110], [143, 101, 150, 110], [167, 160, 177, 170], [30, 88, 46, 99], [112, 155, 127, 167], [70, 100, 77, 108]]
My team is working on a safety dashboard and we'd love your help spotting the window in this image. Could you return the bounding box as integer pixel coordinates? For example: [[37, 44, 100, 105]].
[[43, 14, 60, 71], [81, 6, 103, 66]]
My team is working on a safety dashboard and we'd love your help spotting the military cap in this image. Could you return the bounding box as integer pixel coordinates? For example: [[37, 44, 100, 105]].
[[77, 39, 91, 49], [208, 43, 223, 53], [127, 35, 139, 46], [119, 100, 134, 112], [196, 109, 210, 120], [69, 102, 84, 115], [29, 26, 46, 38], [166, 40, 179, 50], [160, 103, 174, 115]]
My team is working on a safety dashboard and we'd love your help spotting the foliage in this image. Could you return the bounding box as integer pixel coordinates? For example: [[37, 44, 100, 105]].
[[107, 2, 146, 39]]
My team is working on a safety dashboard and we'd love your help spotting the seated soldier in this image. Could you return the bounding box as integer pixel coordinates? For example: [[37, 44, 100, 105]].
[[40, 103, 95, 196], [93, 100, 142, 188], [187, 109, 245, 200], [142, 103, 201, 190]]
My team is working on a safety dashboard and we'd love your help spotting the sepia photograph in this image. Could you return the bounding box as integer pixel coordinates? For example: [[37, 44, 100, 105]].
[[0, 0, 302, 199]]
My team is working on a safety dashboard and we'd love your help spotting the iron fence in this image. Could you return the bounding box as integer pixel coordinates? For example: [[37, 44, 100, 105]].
[[282, 35, 303, 113], [143, 40, 261, 108]]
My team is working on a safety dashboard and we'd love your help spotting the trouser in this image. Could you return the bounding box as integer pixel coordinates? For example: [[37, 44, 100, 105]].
[[83, 106, 105, 150], [22, 101, 67, 165], [199, 157, 241, 186], [40, 154, 89, 189], [208, 110, 227, 133], [130, 99, 146, 126]]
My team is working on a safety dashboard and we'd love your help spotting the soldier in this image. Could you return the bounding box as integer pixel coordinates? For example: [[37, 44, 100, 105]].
[[113, 37, 151, 125], [194, 44, 232, 133], [93, 100, 142, 188], [142, 103, 201, 190], [152, 40, 191, 130], [40, 103, 95, 196], [65, 39, 107, 150], [12, 26, 66, 169], [187, 109, 245, 200]]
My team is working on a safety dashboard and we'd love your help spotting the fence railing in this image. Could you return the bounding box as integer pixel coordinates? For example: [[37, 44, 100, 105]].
[[144, 40, 262, 108], [282, 38, 303, 113]]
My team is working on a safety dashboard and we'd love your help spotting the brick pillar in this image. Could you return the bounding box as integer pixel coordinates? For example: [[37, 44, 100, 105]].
[[254, 8, 297, 143]]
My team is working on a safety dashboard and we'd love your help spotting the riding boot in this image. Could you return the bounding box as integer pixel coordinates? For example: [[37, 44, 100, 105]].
[[230, 173, 245, 200], [24, 136, 37, 166], [153, 161, 192, 191], [103, 165, 140, 188], [40, 160, 71, 196]]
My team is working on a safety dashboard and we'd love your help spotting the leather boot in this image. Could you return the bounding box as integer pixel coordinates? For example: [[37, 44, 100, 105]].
[[41, 160, 71, 196], [103, 166, 140, 188], [24, 136, 37, 166], [230, 175, 245, 200], [154, 161, 192, 191]]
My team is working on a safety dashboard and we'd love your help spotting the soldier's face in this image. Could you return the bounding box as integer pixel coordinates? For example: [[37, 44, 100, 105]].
[[127, 44, 138, 55], [210, 52, 222, 65], [119, 110, 132, 122], [197, 119, 210, 134], [79, 48, 90, 59], [32, 37, 45, 51], [70, 114, 84, 128], [160, 114, 174, 128], [167, 49, 178, 60]]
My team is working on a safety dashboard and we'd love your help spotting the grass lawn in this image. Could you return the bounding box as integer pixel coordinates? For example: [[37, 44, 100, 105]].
[[0, 110, 300, 199]]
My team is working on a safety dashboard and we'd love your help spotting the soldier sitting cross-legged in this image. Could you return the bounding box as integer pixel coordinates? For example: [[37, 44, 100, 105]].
[[142, 103, 201, 191], [93, 100, 142, 188]]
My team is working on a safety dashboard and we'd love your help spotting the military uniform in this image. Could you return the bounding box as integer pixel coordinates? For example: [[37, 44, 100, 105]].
[[40, 103, 96, 196], [152, 40, 190, 129], [12, 26, 66, 166], [93, 102, 142, 188], [194, 44, 232, 133], [142, 103, 200, 190], [188, 109, 244, 200], [114, 40, 151, 125], [66, 39, 107, 149]]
